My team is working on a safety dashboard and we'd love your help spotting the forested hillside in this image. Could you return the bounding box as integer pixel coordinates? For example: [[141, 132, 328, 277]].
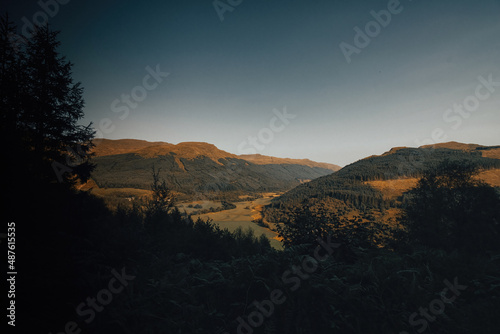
[[264, 144, 500, 225], [90, 139, 339, 199]]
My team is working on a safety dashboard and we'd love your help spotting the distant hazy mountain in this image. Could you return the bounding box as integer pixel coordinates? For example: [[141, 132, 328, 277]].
[[240, 154, 340, 172], [89, 139, 339, 197]]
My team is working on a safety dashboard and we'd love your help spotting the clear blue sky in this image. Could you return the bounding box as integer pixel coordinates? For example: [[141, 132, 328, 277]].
[[4, 0, 500, 166]]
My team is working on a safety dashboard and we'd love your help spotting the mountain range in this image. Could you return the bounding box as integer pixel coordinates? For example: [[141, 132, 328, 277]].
[[88, 139, 500, 217], [89, 139, 340, 198]]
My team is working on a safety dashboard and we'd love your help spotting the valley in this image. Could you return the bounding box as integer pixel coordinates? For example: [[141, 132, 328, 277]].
[[186, 193, 283, 249], [85, 140, 500, 249], [85, 185, 284, 248]]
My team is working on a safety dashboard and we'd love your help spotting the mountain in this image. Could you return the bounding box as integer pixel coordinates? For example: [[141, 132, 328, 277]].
[[91, 138, 173, 156], [419, 141, 483, 151], [419, 141, 500, 159], [240, 154, 340, 172], [89, 139, 339, 198], [264, 142, 500, 224]]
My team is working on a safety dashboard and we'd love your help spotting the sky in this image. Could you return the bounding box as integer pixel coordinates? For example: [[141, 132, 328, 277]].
[[4, 0, 500, 166]]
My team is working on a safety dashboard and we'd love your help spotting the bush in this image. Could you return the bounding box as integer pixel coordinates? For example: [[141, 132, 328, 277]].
[[253, 218, 270, 228], [401, 160, 500, 254]]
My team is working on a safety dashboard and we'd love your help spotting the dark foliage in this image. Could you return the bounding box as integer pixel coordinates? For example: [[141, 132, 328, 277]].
[[401, 160, 500, 254], [15, 186, 500, 333], [264, 146, 500, 242], [1, 15, 94, 190]]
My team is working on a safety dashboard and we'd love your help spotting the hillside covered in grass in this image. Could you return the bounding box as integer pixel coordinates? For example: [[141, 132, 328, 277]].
[[263, 143, 500, 226]]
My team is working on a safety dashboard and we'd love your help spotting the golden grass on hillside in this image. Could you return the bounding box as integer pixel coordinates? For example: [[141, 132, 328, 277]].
[[481, 148, 500, 160], [365, 178, 419, 200], [366, 169, 500, 201], [92, 139, 238, 165], [92, 138, 171, 156], [475, 168, 500, 187]]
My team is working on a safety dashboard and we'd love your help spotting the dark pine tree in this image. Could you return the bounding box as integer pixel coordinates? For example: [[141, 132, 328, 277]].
[[1, 15, 94, 192], [1, 15, 97, 332]]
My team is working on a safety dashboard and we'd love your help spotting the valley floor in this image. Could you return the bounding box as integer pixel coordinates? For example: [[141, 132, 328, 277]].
[[186, 193, 283, 249]]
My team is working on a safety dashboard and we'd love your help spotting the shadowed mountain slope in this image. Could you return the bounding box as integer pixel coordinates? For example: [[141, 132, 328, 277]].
[[90, 139, 339, 197], [267, 142, 500, 216]]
